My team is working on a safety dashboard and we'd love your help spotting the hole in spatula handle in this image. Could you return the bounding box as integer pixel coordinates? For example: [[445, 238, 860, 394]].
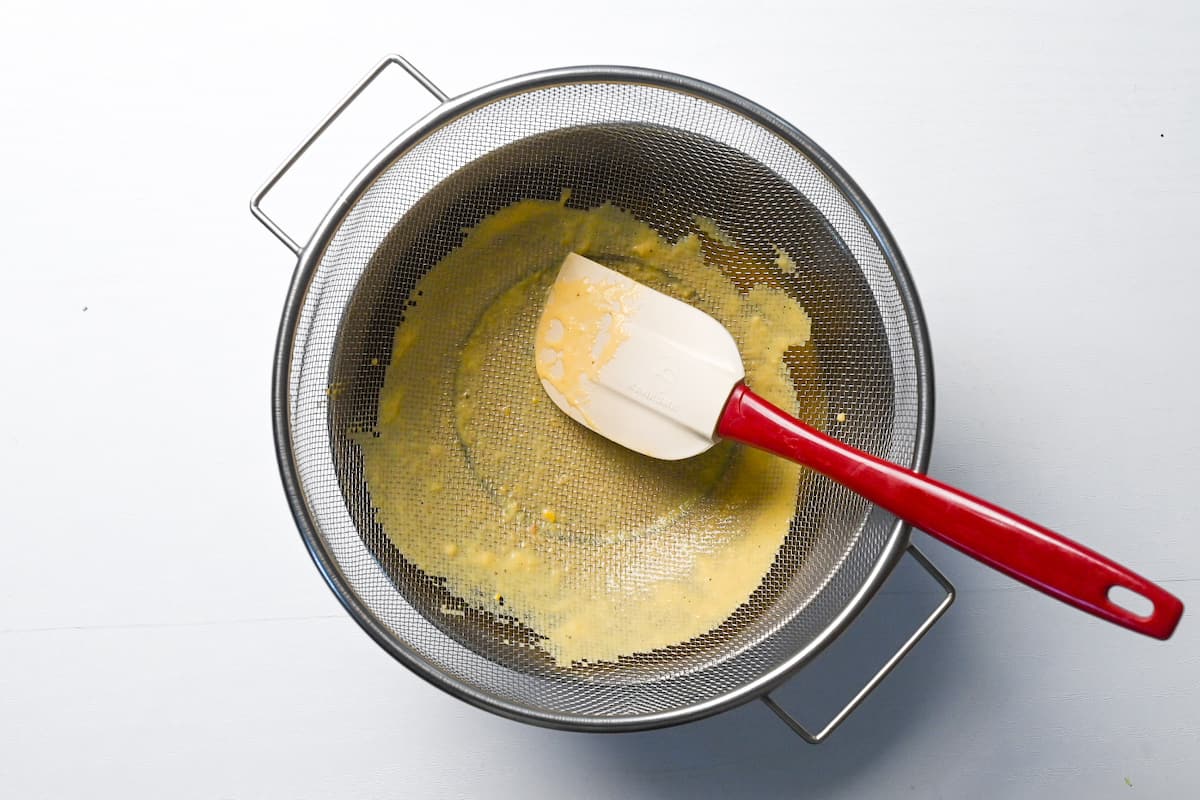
[[1108, 585, 1155, 619]]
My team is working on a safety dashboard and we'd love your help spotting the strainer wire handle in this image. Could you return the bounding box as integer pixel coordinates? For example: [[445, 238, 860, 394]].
[[761, 544, 955, 744], [249, 55, 449, 254]]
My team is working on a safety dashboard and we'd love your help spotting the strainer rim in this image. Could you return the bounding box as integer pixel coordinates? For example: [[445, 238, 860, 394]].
[[271, 63, 935, 732]]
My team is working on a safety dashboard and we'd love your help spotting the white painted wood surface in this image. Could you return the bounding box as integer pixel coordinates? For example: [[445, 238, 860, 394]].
[[2, 1, 1197, 796]]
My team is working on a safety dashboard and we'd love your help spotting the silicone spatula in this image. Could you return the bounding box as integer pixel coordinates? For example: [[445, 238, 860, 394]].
[[534, 253, 1183, 639]]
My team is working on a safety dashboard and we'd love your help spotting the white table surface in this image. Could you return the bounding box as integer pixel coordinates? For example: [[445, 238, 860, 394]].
[[3, 1, 1198, 797]]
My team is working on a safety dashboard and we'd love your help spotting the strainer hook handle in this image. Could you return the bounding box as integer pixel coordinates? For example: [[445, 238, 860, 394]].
[[761, 544, 954, 744], [249, 55, 450, 254]]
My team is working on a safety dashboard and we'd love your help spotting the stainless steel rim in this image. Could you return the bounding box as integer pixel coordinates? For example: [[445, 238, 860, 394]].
[[271, 64, 936, 732]]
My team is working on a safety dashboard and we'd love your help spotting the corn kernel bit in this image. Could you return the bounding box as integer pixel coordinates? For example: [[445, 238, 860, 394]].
[[370, 357, 380, 366], [836, 412, 847, 423], [541, 508, 557, 523]]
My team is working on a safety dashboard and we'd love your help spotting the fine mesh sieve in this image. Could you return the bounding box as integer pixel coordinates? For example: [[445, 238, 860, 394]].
[[255, 57, 950, 738]]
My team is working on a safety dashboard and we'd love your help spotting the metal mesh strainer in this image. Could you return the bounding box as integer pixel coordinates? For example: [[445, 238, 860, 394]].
[[253, 57, 951, 740]]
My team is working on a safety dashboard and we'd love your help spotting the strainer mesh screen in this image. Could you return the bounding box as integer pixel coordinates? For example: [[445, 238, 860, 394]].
[[284, 78, 922, 722]]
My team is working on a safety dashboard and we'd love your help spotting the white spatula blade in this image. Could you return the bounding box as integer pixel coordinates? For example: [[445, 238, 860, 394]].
[[535, 253, 745, 460]]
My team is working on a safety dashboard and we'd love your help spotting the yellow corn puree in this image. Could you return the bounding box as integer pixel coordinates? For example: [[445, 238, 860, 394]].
[[356, 196, 824, 667]]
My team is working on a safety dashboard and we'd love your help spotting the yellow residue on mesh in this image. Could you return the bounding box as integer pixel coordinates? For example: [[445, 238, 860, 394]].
[[773, 244, 798, 274], [357, 198, 823, 667]]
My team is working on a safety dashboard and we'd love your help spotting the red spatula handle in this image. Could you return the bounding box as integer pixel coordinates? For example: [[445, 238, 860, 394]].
[[717, 384, 1183, 639]]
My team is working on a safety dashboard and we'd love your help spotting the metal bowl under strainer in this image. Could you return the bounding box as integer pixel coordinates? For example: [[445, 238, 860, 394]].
[[252, 56, 954, 743]]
